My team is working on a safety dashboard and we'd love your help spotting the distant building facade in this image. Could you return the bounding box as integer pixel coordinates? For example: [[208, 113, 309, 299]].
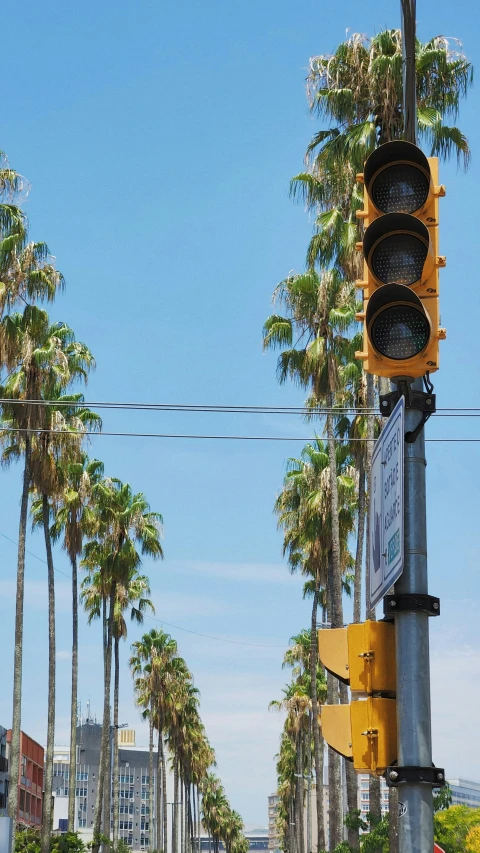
[[52, 721, 156, 851], [6, 730, 44, 827], [448, 778, 480, 809]]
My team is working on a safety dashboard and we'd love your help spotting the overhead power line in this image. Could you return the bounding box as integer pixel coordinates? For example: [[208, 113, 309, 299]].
[[0, 398, 479, 415], [1, 425, 480, 442]]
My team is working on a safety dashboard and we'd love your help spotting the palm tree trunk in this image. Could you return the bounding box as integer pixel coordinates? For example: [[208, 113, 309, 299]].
[[156, 730, 162, 851], [180, 778, 184, 853], [295, 732, 304, 853], [326, 552, 342, 852], [196, 788, 200, 853], [8, 437, 31, 853], [326, 405, 343, 629], [353, 458, 365, 624], [190, 785, 195, 853], [68, 554, 78, 831], [92, 582, 116, 853], [174, 760, 179, 853], [160, 732, 168, 853], [148, 714, 154, 849], [338, 682, 359, 849], [41, 494, 56, 853], [309, 579, 325, 852], [326, 671, 342, 851], [112, 635, 120, 850]]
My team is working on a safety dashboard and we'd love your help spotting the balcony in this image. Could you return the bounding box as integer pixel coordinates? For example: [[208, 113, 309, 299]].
[[0, 756, 8, 773]]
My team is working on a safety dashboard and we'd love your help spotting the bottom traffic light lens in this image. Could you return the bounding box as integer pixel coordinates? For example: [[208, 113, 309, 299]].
[[371, 305, 430, 360]]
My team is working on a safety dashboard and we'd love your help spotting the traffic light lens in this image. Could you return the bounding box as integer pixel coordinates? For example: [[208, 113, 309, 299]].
[[372, 164, 429, 214], [371, 234, 427, 286], [371, 305, 430, 360]]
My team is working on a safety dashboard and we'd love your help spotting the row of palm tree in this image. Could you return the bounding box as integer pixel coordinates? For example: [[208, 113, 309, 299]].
[[0, 152, 247, 853], [265, 28, 473, 853], [130, 628, 249, 853]]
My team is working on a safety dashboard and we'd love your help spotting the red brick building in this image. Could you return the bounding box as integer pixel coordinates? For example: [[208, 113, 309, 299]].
[[7, 730, 44, 827]]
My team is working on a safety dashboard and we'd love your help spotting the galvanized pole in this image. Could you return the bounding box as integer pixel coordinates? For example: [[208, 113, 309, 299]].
[[394, 4, 434, 852]]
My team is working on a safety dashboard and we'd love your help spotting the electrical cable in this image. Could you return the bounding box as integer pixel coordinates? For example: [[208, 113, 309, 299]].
[[0, 425, 479, 441], [1, 397, 480, 414]]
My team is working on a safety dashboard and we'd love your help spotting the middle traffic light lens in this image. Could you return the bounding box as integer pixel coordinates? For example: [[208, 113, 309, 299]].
[[371, 233, 427, 286], [371, 164, 430, 214], [371, 305, 430, 360]]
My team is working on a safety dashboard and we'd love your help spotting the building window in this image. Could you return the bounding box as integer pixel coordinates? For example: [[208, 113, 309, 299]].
[[76, 772, 89, 781], [141, 776, 150, 785], [76, 788, 87, 797]]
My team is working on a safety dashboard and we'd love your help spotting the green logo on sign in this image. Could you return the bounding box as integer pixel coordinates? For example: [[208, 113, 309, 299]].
[[388, 529, 400, 565]]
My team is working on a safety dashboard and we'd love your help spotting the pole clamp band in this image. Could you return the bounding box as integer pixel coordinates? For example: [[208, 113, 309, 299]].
[[384, 593, 440, 617], [386, 766, 445, 788]]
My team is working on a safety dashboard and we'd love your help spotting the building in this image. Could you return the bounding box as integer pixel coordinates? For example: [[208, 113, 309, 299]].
[[6, 730, 44, 828], [199, 831, 268, 852], [52, 720, 157, 851], [267, 794, 280, 853], [448, 778, 480, 809], [357, 774, 389, 823], [0, 726, 8, 817]]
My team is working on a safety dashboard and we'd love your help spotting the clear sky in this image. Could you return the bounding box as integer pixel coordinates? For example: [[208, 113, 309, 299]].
[[0, 0, 479, 828]]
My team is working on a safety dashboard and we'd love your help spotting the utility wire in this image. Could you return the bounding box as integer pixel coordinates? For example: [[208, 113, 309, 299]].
[[0, 425, 479, 442], [0, 531, 285, 649], [0, 398, 479, 414]]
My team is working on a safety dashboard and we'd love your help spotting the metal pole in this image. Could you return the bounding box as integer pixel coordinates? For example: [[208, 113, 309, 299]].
[[394, 8, 434, 853], [401, 0, 417, 145]]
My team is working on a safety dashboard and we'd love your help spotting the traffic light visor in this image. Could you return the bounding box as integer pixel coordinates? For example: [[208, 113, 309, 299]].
[[366, 284, 431, 361], [364, 141, 431, 215], [363, 214, 430, 287]]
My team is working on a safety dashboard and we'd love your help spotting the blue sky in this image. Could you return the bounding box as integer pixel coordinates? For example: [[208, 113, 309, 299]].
[[0, 0, 479, 827]]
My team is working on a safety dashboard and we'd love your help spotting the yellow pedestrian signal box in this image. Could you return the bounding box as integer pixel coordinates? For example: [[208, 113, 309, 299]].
[[318, 621, 397, 775], [355, 141, 446, 379]]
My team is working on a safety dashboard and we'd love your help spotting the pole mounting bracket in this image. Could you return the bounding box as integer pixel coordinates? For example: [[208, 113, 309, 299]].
[[385, 765, 446, 788], [383, 593, 440, 618], [379, 374, 436, 443]]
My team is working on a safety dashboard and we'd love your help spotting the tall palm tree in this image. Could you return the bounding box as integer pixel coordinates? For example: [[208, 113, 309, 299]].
[[130, 629, 178, 853], [31, 395, 98, 853], [49, 453, 104, 830], [83, 480, 163, 852], [0, 306, 90, 851], [275, 437, 355, 851], [82, 568, 154, 848]]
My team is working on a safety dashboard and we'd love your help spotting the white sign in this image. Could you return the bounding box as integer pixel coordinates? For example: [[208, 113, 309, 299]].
[[369, 396, 404, 610]]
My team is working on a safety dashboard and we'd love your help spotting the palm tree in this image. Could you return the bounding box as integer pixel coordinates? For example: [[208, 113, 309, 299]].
[[0, 306, 90, 851], [82, 569, 154, 849], [275, 437, 356, 851], [130, 629, 178, 853], [48, 453, 104, 830], [83, 480, 163, 852]]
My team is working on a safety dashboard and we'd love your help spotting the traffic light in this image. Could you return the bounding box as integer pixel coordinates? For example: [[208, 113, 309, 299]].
[[318, 621, 397, 775], [355, 141, 446, 379]]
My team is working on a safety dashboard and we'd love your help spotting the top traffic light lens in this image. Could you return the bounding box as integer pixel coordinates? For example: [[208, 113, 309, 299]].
[[370, 304, 430, 360], [371, 164, 430, 214]]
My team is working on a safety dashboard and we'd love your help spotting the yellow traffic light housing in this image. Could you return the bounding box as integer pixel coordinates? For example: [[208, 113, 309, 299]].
[[318, 620, 397, 775], [355, 141, 446, 379], [322, 698, 397, 775]]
